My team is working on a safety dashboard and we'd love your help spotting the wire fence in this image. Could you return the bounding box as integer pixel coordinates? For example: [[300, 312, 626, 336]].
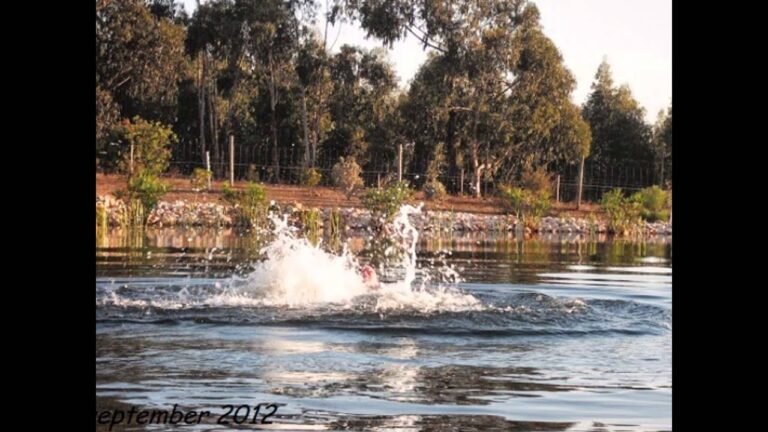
[[159, 151, 666, 204]]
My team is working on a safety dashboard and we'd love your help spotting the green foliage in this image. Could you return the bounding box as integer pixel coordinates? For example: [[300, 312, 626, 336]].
[[96, 203, 108, 231], [116, 171, 169, 226], [246, 165, 260, 182], [240, 183, 267, 226], [96, 86, 120, 153], [520, 168, 553, 195], [422, 142, 448, 200], [109, 116, 177, 175], [299, 208, 321, 245], [502, 186, 551, 229], [363, 181, 413, 222], [301, 168, 323, 187], [601, 188, 643, 235], [221, 184, 239, 205], [331, 157, 364, 198], [93, 0, 664, 200], [323, 45, 400, 164], [190, 167, 212, 192], [328, 208, 342, 239], [96, 0, 186, 124], [426, 142, 447, 182], [423, 179, 447, 201], [380, 2, 590, 195], [503, 187, 526, 220], [651, 106, 672, 183], [221, 183, 268, 228], [632, 185, 670, 222], [583, 60, 653, 163], [127, 171, 169, 211]]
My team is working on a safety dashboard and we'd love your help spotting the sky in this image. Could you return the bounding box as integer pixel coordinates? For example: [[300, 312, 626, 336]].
[[181, 0, 671, 123]]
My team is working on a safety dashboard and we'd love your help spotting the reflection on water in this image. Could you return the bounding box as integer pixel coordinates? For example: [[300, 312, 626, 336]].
[[96, 227, 671, 279], [96, 227, 671, 431]]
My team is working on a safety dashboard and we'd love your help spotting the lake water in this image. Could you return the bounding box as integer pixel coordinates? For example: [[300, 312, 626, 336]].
[[96, 219, 671, 431]]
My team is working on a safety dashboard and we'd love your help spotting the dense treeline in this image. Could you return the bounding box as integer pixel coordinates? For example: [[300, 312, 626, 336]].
[[96, 0, 671, 198]]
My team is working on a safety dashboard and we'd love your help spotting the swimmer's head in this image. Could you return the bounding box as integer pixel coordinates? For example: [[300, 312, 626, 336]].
[[361, 265, 375, 282]]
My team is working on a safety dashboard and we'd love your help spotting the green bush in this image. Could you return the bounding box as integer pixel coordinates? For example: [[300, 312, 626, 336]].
[[96, 203, 108, 231], [221, 183, 268, 228], [331, 157, 364, 198], [520, 167, 553, 195], [363, 181, 413, 222], [601, 188, 643, 235], [115, 171, 169, 226], [190, 168, 212, 192], [301, 168, 323, 187], [221, 184, 239, 205], [242, 183, 266, 210], [632, 186, 670, 222], [299, 208, 321, 245], [246, 164, 259, 182], [502, 186, 551, 229], [364, 182, 413, 268], [127, 171, 169, 212], [423, 179, 447, 200], [110, 116, 177, 176], [504, 187, 526, 220]]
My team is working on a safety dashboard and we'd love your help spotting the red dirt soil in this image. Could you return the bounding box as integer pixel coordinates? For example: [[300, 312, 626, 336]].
[[97, 173, 600, 217]]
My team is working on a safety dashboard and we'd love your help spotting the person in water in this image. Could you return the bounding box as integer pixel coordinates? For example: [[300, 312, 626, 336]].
[[360, 264, 380, 289]]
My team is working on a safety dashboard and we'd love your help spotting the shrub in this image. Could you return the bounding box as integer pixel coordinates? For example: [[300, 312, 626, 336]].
[[246, 164, 260, 182], [520, 167, 553, 195], [601, 188, 643, 235], [301, 167, 323, 187], [115, 171, 169, 226], [110, 116, 177, 176], [501, 186, 551, 230], [221, 183, 268, 228], [423, 179, 447, 200], [632, 185, 670, 222], [331, 157, 364, 198], [126, 171, 169, 212], [190, 167, 212, 192], [363, 181, 413, 223]]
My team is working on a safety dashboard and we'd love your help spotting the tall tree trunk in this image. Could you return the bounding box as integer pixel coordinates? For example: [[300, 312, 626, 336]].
[[301, 86, 310, 169], [268, 53, 280, 182], [471, 104, 482, 198], [471, 142, 483, 198], [311, 85, 322, 167], [446, 112, 459, 192], [576, 156, 585, 209], [198, 51, 206, 166], [208, 78, 219, 178]]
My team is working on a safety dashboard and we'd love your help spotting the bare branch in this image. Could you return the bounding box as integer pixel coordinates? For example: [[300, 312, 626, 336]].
[[405, 26, 447, 53]]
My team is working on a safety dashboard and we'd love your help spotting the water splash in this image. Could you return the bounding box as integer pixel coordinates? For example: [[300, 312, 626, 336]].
[[232, 213, 369, 307], [96, 205, 482, 313], [234, 205, 481, 312]]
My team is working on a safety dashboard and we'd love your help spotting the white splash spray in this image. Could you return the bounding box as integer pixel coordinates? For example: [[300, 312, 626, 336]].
[[99, 205, 482, 313], [236, 205, 481, 312], [234, 213, 369, 307]]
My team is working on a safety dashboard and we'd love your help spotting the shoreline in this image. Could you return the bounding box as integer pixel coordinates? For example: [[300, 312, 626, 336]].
[[96, 194, 672, 236]]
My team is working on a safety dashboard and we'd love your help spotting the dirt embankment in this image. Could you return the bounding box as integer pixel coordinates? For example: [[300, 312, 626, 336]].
[[96, 173, 601, 217]]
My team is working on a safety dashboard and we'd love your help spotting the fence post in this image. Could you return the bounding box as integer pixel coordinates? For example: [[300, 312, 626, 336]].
[[460, 169, 464, 195], [129, 143, 134, 175], [229, 135, 235, 186], [555, 175, 560, 203], [576, 156, 585, 209], [398, 143, 403, 182], [206, 151, 211, 190]]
